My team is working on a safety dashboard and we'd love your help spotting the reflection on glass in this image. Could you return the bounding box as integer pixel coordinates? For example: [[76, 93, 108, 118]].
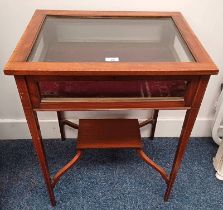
[[39, 80, 187, 99], [29, 16, 194, 62]]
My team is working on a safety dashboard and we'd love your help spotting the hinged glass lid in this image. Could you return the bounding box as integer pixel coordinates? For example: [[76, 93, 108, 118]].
[[28, 16, 195, 62]]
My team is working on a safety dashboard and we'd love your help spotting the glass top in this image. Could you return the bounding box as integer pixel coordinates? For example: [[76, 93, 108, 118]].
[[28, 16, 195, 62]]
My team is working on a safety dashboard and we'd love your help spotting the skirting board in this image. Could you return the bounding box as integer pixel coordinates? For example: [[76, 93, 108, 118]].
[[0, 118, 213, 140]]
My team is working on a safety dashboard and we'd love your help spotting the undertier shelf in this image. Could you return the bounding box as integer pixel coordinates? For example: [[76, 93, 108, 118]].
[[77, 119, 143, 149]]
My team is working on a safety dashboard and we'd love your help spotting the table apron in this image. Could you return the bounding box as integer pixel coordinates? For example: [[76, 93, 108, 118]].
[[23, 75, 205, 110]]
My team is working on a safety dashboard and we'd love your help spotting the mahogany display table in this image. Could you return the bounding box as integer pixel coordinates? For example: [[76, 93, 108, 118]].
[[4, 10, 218, 206]]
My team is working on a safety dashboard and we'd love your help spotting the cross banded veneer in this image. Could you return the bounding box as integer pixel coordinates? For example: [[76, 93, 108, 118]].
[[4, 10, 218, 206]]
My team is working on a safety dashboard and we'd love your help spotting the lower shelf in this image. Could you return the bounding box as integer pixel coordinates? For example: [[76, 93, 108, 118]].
[[52, 119, 169, 197], [77, 119, 143, 149]]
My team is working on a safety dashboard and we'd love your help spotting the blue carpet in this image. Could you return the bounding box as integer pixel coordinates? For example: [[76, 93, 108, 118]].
[[0, 138, 222, 210]]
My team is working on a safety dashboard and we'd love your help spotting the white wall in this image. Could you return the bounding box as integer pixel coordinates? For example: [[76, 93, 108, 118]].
[[0, 0, 223, 139]]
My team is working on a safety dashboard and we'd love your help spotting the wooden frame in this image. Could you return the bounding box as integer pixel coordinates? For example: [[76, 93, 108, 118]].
[[4, 10, 218, 206], [26, 75, 194, 110], [4, 10, 217, 75]]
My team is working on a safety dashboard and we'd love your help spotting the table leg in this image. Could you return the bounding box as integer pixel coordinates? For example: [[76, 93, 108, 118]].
[[164, 108, 199, 200], [164, 108, 200, 201], [57, 111, 79, 141], [26, 110, 56, 206], [15, 76, 56, 206], [164, 76, 210, 201], [151, 110, 159, 140], [57, 111, 66, 141]]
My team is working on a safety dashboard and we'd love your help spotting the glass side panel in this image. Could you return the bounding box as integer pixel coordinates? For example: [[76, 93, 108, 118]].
[[29, 16, 194, 62], [39, 80, 187, 99]]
